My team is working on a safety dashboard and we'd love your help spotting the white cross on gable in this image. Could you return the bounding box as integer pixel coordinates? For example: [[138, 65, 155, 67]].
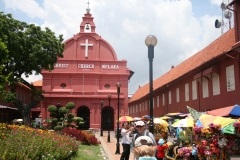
[[80, 39, 93, 58]]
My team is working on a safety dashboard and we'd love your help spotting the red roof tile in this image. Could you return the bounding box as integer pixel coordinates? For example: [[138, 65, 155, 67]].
[[129, 29, 235, 103], [32, 80, 42, 87]]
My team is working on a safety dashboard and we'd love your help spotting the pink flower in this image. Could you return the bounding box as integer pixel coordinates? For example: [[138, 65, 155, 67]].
[[204, 150, 212, 156], [178, 147, 193, 158], [233, 121, 240, 128]]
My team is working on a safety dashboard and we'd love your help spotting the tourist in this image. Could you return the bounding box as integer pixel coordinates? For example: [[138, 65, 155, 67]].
[[134, 136, 157, 160], [132, 120, 156, 147], [132, 120, 156, 160], [120, 122, 134, 160]]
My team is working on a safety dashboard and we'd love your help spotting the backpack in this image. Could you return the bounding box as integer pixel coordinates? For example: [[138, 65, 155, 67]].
[[132, 131, 152, 147], [134, 131, 149, 141]]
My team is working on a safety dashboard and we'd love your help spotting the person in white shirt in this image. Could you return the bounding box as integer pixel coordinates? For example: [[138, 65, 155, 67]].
[[120, 122, 134, 160]]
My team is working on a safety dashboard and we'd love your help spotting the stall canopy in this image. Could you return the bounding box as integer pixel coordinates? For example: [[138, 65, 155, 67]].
[[199, 114, 236, 128], [207, 105, 240, 117], [172, 117, 194, 127]]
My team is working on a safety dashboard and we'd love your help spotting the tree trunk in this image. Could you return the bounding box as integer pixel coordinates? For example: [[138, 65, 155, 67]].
[[23, 113, 31, 126]]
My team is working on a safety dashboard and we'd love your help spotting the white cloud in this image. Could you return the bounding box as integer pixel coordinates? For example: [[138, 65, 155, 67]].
[[3, 0, 46, 19], [21, 72, 42, 84], [2, 0, 224, 94], [210, 0, 224, 6]]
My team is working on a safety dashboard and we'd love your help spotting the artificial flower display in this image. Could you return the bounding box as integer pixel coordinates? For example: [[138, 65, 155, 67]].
[[154, 123, 168, 141], [209, 123, 221, 134], [177, 146, 193, 160], [233, 119, 240, 128], [233, 119, 240, 134]]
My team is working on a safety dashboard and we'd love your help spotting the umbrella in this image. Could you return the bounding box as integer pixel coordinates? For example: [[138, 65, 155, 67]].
[[187, 106, 202, 121], [165, 112, 183, 116], [142, 115, 150, 119], [133, 117, 141, 121], [222, 122, 235, 134], [229, 105, 240, 116], [119, 116, 133, 122], [199, 114, 216, 127], [159, 116, 172, 120], [199, 114, 236, 128], [141, 115, 151, 122], [172, 118, 194, 127], [207, 104, 240, 117], [153, 118, 168, 125], [212, 116, 236, 128]]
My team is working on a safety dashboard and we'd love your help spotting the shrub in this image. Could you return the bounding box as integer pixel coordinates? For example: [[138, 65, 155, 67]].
[[46, 102, 83, 131], [62, 128, 100, 145], [68, 113, 74, 118], [47, 105, 57, 112], [0, 124, 79, 159], [54, 125, 64, 131], [59, 107, 68, 114], [65, 102, 75, 110]]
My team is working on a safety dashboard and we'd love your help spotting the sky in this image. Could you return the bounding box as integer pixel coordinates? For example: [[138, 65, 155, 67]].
[[0, 0, 233, 95]]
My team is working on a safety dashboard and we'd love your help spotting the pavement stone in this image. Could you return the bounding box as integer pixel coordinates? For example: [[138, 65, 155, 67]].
[[95, 131, 134, 160]]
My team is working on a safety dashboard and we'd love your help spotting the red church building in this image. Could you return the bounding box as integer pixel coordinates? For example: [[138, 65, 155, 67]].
[[32, 7, 132, 130]]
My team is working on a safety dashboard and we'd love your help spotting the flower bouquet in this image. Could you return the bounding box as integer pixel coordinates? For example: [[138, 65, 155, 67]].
[[178, 147, 193, 160], [233, 119, 240, 134], [208, 123, 221, 134], [201, 127, 212, 138], [193, 126, 202, 135]]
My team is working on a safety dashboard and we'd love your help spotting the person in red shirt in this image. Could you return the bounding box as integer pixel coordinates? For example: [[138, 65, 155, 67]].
[[156, 139, 168, 160]]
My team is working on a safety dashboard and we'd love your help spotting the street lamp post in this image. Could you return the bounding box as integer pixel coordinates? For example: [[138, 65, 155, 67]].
[[107, 94, 111, 142], [145, 35, 157, 134], [115, 82, 121, 154], [100, 101, 103, 137]]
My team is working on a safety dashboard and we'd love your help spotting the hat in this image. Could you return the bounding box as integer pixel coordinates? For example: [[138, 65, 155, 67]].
[[135, 120, 145, 126], [158, 139, 165, 145], [135, 136, 153, 147]]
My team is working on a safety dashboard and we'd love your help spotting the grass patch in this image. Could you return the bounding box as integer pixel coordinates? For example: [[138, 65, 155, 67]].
[[73, 144, 105, 160]]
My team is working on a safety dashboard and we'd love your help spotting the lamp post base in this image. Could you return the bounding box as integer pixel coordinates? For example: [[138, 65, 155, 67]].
[[107, 131, 111, 142], [108, 134, 110, 142], [115, 143, 120, 154]]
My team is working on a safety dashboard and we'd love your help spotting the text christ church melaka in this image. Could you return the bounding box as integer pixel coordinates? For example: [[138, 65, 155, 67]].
[[37, 7, 133, 130]]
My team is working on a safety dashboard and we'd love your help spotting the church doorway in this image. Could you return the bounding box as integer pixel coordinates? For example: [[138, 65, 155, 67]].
[[77, 106, 90, 130], [102, 106, 114, 131]]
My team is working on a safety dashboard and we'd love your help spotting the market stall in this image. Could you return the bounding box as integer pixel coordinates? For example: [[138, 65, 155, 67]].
[[153, 118, 169, 142], [173, 106, 240, 160], [192, 117, 240, 160]]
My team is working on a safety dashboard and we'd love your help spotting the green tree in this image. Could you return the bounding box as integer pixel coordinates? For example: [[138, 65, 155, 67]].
[[0, 40, 8, 93], [0, 12, 64, 125], [0, 40, 14, 102]]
